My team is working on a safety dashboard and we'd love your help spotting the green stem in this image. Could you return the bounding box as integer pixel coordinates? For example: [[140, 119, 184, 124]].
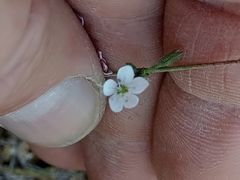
[[149, 59, 240, 73], [104, 59, 240, 78]]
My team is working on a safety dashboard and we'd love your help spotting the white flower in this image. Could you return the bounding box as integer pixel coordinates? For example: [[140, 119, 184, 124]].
[[103, 65, 149, 113]]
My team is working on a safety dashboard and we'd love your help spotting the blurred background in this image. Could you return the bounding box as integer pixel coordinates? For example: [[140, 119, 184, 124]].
[[0, 127, 87, 180]]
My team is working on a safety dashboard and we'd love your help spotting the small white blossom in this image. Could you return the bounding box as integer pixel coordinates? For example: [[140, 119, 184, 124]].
[[103, 65, 149, 113]]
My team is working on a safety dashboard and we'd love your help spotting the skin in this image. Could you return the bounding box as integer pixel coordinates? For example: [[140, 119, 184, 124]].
[[1, 0, 240, 179]]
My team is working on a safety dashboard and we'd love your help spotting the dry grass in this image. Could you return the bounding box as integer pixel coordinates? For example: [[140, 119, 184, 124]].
[[0, 127, 87, 180]]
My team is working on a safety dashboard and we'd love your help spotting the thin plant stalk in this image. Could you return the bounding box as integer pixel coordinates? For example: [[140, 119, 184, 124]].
[[148, 59, 240, 73], [104, 59, 240, 78]]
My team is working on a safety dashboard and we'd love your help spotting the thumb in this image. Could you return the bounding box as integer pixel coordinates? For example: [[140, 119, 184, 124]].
[[0, 0, 105, 147]]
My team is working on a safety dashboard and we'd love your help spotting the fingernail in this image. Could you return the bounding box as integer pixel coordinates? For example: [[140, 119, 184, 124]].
[[0, 76, 104, 147]]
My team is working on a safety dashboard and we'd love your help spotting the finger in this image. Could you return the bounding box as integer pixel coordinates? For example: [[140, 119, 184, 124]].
[[164, 0, 240, 107], [153, 0, 240, 179], [29, 142, 85, 170], [69, 0, 164, 179], [0, 0, 105, 148], [154, 76, 240, 179], [69, 0, 164, 70]]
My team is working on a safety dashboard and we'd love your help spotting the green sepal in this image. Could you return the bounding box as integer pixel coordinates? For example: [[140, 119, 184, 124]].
[[151, 49, 183, 69], [126, 63, 150, 78]]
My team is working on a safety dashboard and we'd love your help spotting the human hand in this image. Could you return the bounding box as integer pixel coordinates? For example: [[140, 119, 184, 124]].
[[1, 0, 240, 179]]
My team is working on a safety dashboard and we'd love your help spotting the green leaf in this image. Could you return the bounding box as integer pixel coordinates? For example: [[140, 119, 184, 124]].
[[151, 49, 183, 69]]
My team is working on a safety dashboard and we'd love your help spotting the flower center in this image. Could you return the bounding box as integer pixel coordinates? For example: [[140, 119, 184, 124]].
[[117, 84, 128, 94]]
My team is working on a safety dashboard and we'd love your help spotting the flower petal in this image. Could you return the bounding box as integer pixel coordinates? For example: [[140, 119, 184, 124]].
[[103, 79, 117, 96], [117, 65, 134, 85], [123, 93, 139, 109], [109, 94, 124, 113], [128, 77, 149, 94]]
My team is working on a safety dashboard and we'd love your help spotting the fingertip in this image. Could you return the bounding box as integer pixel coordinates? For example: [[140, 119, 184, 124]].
[[153, 75, 240, 179], [29, 142, 86, 170], [165, 0, 240, 107], [0, 76, 105, 147]]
